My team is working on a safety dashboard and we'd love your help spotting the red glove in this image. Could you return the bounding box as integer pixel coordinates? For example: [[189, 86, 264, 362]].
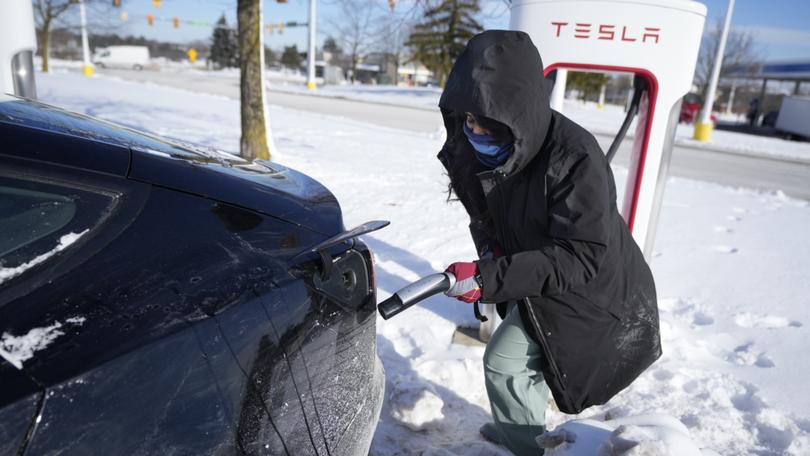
[[444, 261, 482, 303]]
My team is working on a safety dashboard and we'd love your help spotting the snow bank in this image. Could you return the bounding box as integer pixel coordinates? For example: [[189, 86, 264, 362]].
[[538, 414, 713, 455], [389, 376, 446, 431]]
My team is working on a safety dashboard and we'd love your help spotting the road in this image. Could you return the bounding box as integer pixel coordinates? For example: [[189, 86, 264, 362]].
[[95, 68, 810, 200]]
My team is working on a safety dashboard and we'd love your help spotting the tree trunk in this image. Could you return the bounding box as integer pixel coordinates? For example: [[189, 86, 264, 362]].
[[41, 18, 51, 73], [237, 0, 273, 160], [351, 54, 359, 83]]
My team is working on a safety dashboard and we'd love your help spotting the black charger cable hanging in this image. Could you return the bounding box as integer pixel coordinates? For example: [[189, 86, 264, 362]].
[[606, 75, 649, 163]]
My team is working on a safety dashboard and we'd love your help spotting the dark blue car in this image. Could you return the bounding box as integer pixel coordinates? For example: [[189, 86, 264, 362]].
[[0, 94, 385, 455]]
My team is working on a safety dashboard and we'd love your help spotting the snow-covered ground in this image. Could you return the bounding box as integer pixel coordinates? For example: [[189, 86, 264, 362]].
[[268, 80, 810, 163], [43, 58, 810, 162], [32, 71, 810, 455], [268, 82, 443, 109]]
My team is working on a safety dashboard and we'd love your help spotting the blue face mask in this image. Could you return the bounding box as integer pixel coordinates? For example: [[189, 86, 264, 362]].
[[463, 123, 514, 168]]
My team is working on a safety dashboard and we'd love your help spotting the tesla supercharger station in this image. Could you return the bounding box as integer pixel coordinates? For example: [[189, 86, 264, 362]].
[[0, 0, 38, 99], [480, 0, 707, 340]]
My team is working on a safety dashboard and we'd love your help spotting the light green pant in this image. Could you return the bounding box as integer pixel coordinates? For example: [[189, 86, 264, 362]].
[[483, 304, 550, 455]]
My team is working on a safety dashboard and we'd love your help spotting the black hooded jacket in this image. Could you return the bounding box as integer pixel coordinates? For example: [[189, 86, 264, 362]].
[[438, 30, 661, 414]]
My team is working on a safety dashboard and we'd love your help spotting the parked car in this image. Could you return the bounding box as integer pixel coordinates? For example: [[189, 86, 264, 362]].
[[679, 93, 717, 124], [0, 94, 385, 455], [92, 45, 150, 71]]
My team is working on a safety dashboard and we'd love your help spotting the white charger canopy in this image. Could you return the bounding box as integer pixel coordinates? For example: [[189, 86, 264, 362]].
[[510, 0, 707, 258]]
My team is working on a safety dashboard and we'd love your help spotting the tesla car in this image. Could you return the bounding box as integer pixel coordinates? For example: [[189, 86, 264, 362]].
[[0, 94, 385, 455]]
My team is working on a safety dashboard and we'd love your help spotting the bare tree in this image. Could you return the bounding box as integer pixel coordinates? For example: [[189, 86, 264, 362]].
[[694, 19, 762, 97], [327, 0, 380, 82], [237, 0, 274, 160], [34, 0, 120, 72], [371, 13, 415, 82], [33, 0, 77, 73]]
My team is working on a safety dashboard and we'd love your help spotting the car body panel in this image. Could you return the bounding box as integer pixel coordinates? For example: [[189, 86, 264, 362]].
[[0, 360, 40, 456], [22, 325, 232, 455], [129, 149, 344, 236], [0, 108, 130, 176], [280, 279, 384, 454]]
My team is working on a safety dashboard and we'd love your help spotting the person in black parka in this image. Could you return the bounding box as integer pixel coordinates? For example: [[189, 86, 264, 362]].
[[439, 30, 661, 455]]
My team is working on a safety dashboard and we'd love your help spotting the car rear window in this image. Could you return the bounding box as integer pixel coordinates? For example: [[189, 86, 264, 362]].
[[0, 186, 76, 258]]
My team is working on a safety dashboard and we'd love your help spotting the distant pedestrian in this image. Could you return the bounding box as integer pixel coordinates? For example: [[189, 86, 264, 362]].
[[437, 30, 661, 455], [748, 97, 760, 126]]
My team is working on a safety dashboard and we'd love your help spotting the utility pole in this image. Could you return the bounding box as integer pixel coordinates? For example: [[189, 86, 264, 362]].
[[306, 0, 316, 90], [79, 0, 93, 76], [694, 0, 735, 141]]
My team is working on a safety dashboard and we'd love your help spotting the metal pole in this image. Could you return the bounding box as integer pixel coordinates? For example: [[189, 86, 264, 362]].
[[550, 68, 567, 113], [597, 82, 606, 108], [306, 0, 316, 89], [694, 0, 735, 141], [753, 78, 767, 126], [725, 80, 736, 116], [79, 0, 93, 76]]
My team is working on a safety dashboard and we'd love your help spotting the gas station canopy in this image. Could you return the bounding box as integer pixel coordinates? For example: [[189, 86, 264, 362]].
[[729, 60, 810, 82], [756, 61, 810, 81]]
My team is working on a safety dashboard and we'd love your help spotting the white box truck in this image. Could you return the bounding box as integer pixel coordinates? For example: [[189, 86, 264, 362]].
[[775, 96, 810, 139], [93, 46, 151, 71]]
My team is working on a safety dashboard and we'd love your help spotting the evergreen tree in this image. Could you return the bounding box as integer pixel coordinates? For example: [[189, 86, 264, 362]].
[[323, 37, 342, 56], [406, 0, 483, 86], [281, 45, 303, 69], [567, 72, 610, 101], [210, 14, 239, 69]]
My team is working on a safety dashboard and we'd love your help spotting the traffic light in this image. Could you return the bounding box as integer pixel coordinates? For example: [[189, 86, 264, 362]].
[[267, 23, 274, 35], [388, 0, 396, 11], [173, 16, 179, 29], [112, 0, 121, 7], [277, 0, 288, 3], [147, 13, 154, 26], [278, 21, 283, 34], [152, 0, 161, 8]]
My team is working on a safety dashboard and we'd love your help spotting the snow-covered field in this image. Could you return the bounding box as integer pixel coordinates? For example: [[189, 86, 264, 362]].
[[32, 72, 810, 455]]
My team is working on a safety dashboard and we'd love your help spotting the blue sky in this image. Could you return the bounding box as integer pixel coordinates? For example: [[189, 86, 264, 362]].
[[87, 0, 810, 61]]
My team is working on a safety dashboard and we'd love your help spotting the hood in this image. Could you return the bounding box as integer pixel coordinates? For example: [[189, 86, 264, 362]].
[[439, 30, 551, 178]]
